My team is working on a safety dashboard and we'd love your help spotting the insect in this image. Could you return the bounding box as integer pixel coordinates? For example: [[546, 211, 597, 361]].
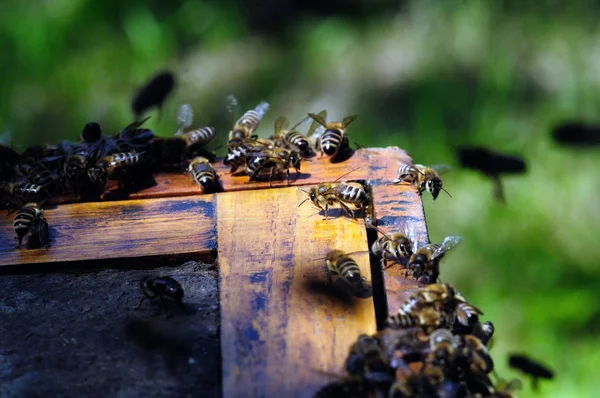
[[273, 115, 313, 156], [552, 121, 600, 147], [13, 202, 49, 248], [457, 146, 526, 203], [473, 321, 495, 346], [307, 111, 357, 159], [1, 182, 49, 210], [459, 334, 494, 375], [187, 156, 219, 193], [175, 103, 194, 136], [87, 151, 146, 190], [386, 305, 448, 332], [345, 334, 394, 388], [508, 354, 554, 391], [366, 223, 414, 269], [245, 147, 301, 186], [393, 164, 451, 200], [407, 236, 462, 283], [224, 137, 274, 173], [324, 250, 365, 290], [136, 276, 189, 317], [80, 122, 103, 143], [227, 96, 270, 141], [425, 328, 456, 372], [453, 291, 483, 329], [131, 70, 176, 120]]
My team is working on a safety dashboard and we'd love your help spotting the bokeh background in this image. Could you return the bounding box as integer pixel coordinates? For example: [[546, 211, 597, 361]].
[[2, 0, 599, 396]]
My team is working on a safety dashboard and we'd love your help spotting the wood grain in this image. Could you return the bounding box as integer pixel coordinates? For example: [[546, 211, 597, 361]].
[[217, 186, 377, 398], [0, 195, 217, 269]]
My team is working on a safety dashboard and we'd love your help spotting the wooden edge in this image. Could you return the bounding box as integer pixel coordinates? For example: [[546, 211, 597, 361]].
[[48, 147, 413, 204], [0, 195, 217, 268]]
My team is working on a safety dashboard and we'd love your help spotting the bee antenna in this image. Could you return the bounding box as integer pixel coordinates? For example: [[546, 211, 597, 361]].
[[298, 198, 310, 207], [333, 166, 362, 182], [442, 188, 452, 198]]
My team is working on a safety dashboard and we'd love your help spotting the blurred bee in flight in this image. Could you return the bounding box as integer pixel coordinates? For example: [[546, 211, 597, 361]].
[[131, 70, 176, 121], [508, 354, 554, 392], [393, 163, 451, 200], [307, 111, 357, 161]]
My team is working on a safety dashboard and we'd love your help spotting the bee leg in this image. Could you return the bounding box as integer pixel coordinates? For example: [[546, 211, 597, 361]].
[[134, 297, 146, 310], [268, 168, 275, 188], [158, 296, 171, 319], [14, 236, 23, 249], [323, 205, 329, 220], [339, 201, 355, 219]]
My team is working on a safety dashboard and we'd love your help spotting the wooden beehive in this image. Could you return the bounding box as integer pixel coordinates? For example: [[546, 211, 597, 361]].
[[0, 147, 429, 398]]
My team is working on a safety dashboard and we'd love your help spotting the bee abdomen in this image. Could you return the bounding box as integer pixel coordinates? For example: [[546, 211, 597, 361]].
[[13, 204, 41, 236], [320, 129, 344, 156], [455, 302, 481, 326], [236, 110, 263, 132], [336, 183, 368, 205], [14, 183, 49, 205], [182, 127, 216, 147], [386, 311, 419, 329], [283, 131, 310, 152], [337, 257, 362, 284]]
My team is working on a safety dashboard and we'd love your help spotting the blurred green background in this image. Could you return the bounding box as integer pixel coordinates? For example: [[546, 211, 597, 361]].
[[1, 0, 599, 396]]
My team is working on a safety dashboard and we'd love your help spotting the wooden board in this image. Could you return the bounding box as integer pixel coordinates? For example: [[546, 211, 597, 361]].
[[217, 186, 377, 398], [0, 195, 217, 269]]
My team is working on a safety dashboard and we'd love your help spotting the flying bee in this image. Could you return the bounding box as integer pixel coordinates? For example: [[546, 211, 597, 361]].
[[307, 111, 357, 159], [407, 236, 462, 283], [2, 182, 49, 210], [87, 151, 146, 191], [187, 156, 219, 193], [366, 223, 414, 269], [136, 276, 189, 318], [224, 137, 274, 173], [508, 354, 554, 391], [324, 250, 366, 290], [13, 202, 48, 248], [227, 95, 270, 140], [393, 163, 451, 200], [273, 115, 313, 156], [131, 70, 176, 120], [175, 103, 194, 136], [245, 147, 301, 186]]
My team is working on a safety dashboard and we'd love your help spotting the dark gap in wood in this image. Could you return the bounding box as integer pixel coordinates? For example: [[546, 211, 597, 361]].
[[359, 179, 388, 331], [0, 250, 217, 276]]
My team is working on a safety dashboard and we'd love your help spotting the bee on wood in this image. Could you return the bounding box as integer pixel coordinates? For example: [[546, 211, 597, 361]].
[[13, 202, 49, 248], [407, 236, 462, 283], [136, 276, 189, 318], [324, 250, 366, 290], [366, 223, 414, 269], [26, 160, 63, 191], [87, 151, 147, 191], [345, 334, 395, 387], [307, 111, 357, 159], [508, 354, 554, 391], [245, 147, 301, 186], [273, 115, 313, 157], [386, 305, 448, 333], [1, 182, 49, 210], [393, 163, 451, 200], [227, 95, 270, 141], [187, 156, 219, 193], [224, 137, 274, 173], [131, 71, 176, 120]]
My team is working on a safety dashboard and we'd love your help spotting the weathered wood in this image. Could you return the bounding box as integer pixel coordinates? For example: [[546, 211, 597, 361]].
[[217, 187, 377, 398], [0, 195, 217, 269]]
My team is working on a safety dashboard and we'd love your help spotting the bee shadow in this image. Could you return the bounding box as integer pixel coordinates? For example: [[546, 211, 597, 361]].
[[329, 148, 355, 164], [315, 207, 366, 220], [302, 275, 373, 308]]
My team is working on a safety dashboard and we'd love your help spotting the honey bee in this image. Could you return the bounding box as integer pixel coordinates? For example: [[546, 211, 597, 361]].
[[136, 276, 189, 318], [87, 151, 146, 190], [345, 334, 395, 388], [227, 95, 270, 140], [458, 334, 494, 374], [324, 250, 366, 290], [386, 306, 448, 332], [187, 156, 219, 193], [366, 223, 414, 269], [407, 236, 462, 283], [508, 354, 554, 391], [1, 182, 49, 210], [454, 291, 483, 329], [80, 122, 103, 143], [307, 111, 357, 159], [473, 321, 495, 346], [13, 202, 48, 248], [245, 147, 301, 186], [424, 328, 456, 382], [273, 115, 313, 156], [393, 164, 451, 200], [224, 137, 274, 173], [175, 103, 194, 136]]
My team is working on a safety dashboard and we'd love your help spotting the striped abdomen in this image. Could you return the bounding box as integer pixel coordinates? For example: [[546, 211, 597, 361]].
[[319, 128, 346, 156], [181, 127, 216, 147], [230, 102, 270, 139], [282, 131, 310, 153], [334, 256, 363, 287], [13, 203, 43, 246], [335, 183, 368, 207], [394, 164, 419, 183], [190, 163, 217, 191], [105, 152, 143, 169], [386, 311, 419, 329], [224, 146, 250, 172], [13, 183, 49, 206]]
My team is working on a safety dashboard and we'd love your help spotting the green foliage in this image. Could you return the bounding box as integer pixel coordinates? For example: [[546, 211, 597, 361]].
[[1, 1, 599, 396]]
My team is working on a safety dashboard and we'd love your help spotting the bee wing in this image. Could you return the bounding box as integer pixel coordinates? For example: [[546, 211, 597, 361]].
[[430, 164, 452, 175], [226, 95, 239, 126], [342, 115, 358, 128], [307, 111, 328, 130], [403, 222, 419, 253], [254, 101, 270, 119], [290, 115, 312, 131], [431, 236, 462, 259], [177, 104, 194, 130], [274, 116, 289, 136]]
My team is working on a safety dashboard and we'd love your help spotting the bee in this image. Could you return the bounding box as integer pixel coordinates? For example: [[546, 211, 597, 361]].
[[366, 223, 414, 269], [458, 334, 494, 374], [80, 122, 103, 143], [386, 306, 448, 333], [473, 321, 495, 346], [324, 250, 366, 290], [424, 328, 456, 383], [187, 156, 219, 193], [175, 103, 194, 136], [223, 137, 274, 173], [136, 276, 189, 318], [179, 126, 216, 148], [245, 147, 301, 186], [13, 202, 48, 248], [508, 354, 554, 391], [407, 236, 462, 283], [227, 96, 270, 140], [2, 182, 49, 210], [393, 164, 451, 200], [131, 70, 176, 120], [387, 374, 437, 398], [87, 151, 146, 190], [345, 334, 394, 386], [307, 111, 357, 159], [453, 291, 483, 329], [273, 115, 313, 156]]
